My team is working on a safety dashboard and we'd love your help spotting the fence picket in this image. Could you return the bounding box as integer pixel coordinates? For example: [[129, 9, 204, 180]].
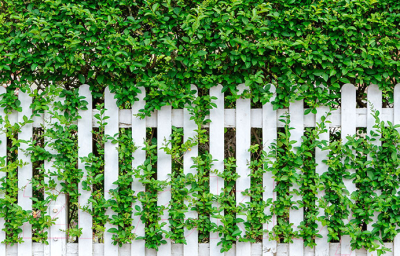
[[262, 85, 277, 256], [184, 85, 198, 256], [0, 87, 5, 256], [367, 84, 382, 256], [315, 106, 330, 256], [236, 83, 251, 256], [341, 84, 357, 256], [44, 97, 67, 256], [393, 83, 400, 256], [210, 85, 224, 256], [289, 98, 304, 256], [104, 87, 119, 255], [131, 87, 146, 256], [78, 84, 93, 256], [18, 91, 33, 256], [157, 105, 172, 256]]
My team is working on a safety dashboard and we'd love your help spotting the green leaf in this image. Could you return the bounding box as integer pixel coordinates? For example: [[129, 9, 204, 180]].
[[78, 74, 85, 84]]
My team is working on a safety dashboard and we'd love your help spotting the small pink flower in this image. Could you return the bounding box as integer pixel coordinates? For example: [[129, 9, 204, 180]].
[[107, 47, 110, 49]]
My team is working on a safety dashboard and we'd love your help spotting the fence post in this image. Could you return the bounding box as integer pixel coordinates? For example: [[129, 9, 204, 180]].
[[367, 84, 382, 256], [157, 105, 172, 256], [393, 83, 400, 256], [210, 85, 224, 256], [340, 84, 357, 256], [104, 87, 119, 255], [0, 87, 6, 256], [78, 84, 93, 256], [184, 85, 199, 256], [263, 85, 277, 256], [315, 106, 330, 256], [18, 90, 33, 256], [289, 97, 304, 256], [131, 87, 146, 256], [45, 96, 67, 256], [236, 83, 251, 256]]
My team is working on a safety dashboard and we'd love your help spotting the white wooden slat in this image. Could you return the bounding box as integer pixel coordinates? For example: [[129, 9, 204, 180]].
[[104, 87, 119, 255], [18, 91, 33, 256], [289, 98, 304, 256], [367, 84, 382, 256], [236, 83, 251, 256], [157, 105, 172, 256], [44, 96, 67, 256], [262, 85, 277, 256], [32, 107, 399, 129], [78, 84, 93, 256], [184, 85, 199, 256], [131, 87, 146, 256], [393, 83, 400, 256], [315, 106, 330, 256], [0, 87, 6, 256], [341, 84, 357, 256], [210, 85, 224, 256]]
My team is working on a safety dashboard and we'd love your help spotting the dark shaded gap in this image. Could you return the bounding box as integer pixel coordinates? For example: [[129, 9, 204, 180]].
[[31, 127, 45, 242], [91, 126, 106, 243], [275, 127, 290, 243], [5, 127, 18, 241], [301, 127, 318, 247], [197, 127, 210, 243], [248, 127, 263, 243], [169, 126, 186, 244]]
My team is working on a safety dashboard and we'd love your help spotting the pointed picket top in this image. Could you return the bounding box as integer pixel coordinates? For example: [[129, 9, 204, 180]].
[[184, 84, 199, 256], [210, 84, 224, 256], [78, 84, 93, 256], [340, 83, 356, 256], [315, 105, 330, 256], [236, 83, 251, 256], [263, 84, 277, 256], [104, 86, 119, 255], [341, 84, 357, 141], [131, 87, 146, 256], [157, 104, 172, 256], [289, 96, 304, 256]]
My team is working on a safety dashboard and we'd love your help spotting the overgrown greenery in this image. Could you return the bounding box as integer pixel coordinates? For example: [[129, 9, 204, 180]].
[[2, 0, 400, 114], [2, 86, 400, 255]]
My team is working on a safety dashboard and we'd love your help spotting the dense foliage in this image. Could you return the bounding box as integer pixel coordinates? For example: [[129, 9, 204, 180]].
[[2, 0, 400, 113]]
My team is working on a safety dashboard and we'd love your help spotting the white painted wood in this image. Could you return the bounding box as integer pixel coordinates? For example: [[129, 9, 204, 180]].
[[315, 106, 330, 256], [199, 243, 210, 256], [104, 87, 119, 255], [341, 84, 357, 256], [78, 84, 93, 256], [262, 85, 277, 256], [0, 87, 6, 256], [277, 243, 288, 256], [236, 84, 251, 256], [131, 87, 146, 256], [289, 98, 304, 256], [157, 105, 172, 256], [30, 107, 399, 129], [18, 91, 33, 256], [209, 85, 224, 256], [393, 83, 400, 256], [367, 84, 382, 256], [44, 96, 67, 256], [329, 243, 340, 256], [184, 85, 199, 256]]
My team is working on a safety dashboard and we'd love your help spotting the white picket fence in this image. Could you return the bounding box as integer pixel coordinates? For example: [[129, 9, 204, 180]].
[[1, 83, 400, 256]]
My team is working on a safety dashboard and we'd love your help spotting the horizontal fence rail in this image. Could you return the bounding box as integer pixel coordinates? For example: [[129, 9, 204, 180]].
[[0, 83, 399, 256]]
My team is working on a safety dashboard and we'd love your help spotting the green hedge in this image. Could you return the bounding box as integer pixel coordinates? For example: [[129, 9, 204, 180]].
[[1, 0, 400, 113]]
